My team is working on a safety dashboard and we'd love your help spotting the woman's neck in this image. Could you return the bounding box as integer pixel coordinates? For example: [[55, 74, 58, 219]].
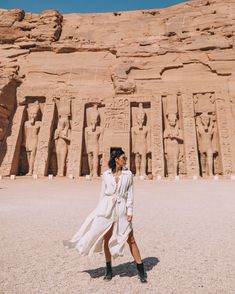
[[113, 166, 122, 174]]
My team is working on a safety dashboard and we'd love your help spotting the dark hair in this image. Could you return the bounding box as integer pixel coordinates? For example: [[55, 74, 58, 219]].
[[108, 148, 125, 172]]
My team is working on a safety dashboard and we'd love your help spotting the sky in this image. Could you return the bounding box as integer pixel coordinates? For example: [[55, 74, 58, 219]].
[[0, 0, 187, 14]]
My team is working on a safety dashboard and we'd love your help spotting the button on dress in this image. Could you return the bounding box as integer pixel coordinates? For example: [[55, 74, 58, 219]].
[[69, 168, 134, 259]]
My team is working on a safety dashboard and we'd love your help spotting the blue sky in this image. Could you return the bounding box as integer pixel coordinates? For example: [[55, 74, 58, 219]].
[[0, 0, 187, 14]]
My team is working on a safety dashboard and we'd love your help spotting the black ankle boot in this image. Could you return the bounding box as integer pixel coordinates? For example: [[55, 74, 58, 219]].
[[136, 262, 148, 283], [103, 261, 113, 281]]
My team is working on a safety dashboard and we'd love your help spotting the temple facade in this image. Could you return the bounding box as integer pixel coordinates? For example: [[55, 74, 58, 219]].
[[0, 0, 235, 178]]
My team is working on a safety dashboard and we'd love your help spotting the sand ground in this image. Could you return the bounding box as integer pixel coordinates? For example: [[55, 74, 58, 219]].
[[0, 177, 235, 294]]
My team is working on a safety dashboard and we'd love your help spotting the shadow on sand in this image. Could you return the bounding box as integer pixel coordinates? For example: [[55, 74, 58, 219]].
[[82, 256, 159, 279]]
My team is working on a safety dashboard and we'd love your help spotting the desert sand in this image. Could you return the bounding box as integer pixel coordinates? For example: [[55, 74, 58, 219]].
[[0, 177, 235, 294]]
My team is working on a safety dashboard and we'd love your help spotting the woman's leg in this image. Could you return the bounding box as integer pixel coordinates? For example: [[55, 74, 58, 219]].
[[103, 222, 115, 262], [127, 229, 142, 263], [127, 230, 148, 282]]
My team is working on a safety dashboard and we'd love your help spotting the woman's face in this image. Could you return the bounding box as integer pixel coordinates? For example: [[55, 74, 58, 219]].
[[115, 153, 127, 167]]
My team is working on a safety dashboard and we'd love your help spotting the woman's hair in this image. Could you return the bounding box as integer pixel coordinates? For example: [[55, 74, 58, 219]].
[[108, 148, 125, 172]]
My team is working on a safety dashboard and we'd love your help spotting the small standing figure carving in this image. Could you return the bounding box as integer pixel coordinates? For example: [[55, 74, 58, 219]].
[[23, 101, 41, 176], [85, 105, 103, 178], [131, 103, 151, 178], [196, 112, 216, 177], [54, 115, 71, 177], [163, 113, 183, 177]]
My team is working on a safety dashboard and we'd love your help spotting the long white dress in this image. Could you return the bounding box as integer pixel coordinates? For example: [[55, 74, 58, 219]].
[[69, 168, 134, 259]]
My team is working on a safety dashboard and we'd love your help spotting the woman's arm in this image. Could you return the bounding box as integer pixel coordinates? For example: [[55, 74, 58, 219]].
[[126, 173, 134, 216]]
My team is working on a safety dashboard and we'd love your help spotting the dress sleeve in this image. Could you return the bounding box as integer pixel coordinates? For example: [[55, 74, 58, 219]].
[[126, 173, 134, 216], [98, 174, 106, 202]]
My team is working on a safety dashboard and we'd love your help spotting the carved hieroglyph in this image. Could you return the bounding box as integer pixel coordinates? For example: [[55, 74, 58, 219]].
[[101, 98, 130, 175], [1, 0, 235, 178]]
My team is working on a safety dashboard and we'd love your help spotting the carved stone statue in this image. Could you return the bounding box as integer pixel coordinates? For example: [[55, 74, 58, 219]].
[[23, 101, 41, 176], [131, 103, 151, 177], [111, 61, 136, 94], [163, 113, 183, 177], [54, 115, 71, 177], [85, 105, 102, 177], [196, 112, 216, 177]]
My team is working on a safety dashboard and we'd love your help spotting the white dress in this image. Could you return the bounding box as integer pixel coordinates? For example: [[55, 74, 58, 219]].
[[69, 168, 134, 259]]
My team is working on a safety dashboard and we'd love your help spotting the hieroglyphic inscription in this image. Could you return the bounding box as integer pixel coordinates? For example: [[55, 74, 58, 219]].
[[151, 96, 164, 177], [215, 93, 233, 175], [104, 98, 129, 131], [181, 93, 199, 176]]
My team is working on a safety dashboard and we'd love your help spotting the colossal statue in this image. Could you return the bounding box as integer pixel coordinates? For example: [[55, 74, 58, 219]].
[[54, 115, 71, 177], [196, 112, 216, 177], [131, 103, 151, 178], [163, 113, 183, 177], [22, 101, 41, 176], [85, 105, 103, 177]]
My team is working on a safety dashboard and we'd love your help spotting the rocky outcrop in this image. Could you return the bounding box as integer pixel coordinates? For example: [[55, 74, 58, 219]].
[[0, 9, 63, 44], [0, 0, 235, 178]]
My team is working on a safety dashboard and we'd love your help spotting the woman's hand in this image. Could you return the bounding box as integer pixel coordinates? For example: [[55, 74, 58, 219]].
[[127, 215, 133, 222]]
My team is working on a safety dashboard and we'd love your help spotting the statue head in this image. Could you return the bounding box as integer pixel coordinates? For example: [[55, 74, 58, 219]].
[[58, 97, 71, 118], [136, 103, 146, 128], [200, 113, 210, 127], [167, 113, 178, 127], [89, 105, 99, 130], [27, 101, 40, 125]]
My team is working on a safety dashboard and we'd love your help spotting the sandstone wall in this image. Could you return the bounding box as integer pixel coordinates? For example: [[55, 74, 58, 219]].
[[0, 0, 235, 178]]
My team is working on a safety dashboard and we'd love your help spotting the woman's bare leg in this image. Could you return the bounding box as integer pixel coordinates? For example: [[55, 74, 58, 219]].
[[127, 230, 142, 263], [103, 223, 115, 262]]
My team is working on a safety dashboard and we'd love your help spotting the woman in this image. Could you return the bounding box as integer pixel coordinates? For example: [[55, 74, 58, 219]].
[[69, 148, 147, 283]]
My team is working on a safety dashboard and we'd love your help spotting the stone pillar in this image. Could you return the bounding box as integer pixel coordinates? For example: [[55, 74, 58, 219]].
[[0, 105, 25, 176], [33, 99, 56, 176], [151, 96, 164, 177], [181, 93, 200, 177], [66, 99, 85, 177], [215, 92, 233, 175]]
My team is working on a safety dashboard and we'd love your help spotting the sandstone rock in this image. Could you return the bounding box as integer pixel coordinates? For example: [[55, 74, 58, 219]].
[[0, 0, 234, 178], [0, 9, 62, 44]]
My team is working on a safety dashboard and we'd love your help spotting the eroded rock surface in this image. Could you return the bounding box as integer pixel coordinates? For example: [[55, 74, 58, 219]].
[[0, 0, 235, 178]]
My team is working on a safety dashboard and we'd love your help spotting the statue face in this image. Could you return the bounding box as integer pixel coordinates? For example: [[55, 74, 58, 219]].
[[28, 110, 37, 124], [168, 113, 177, 127], [137, 116, 144, 127], [200, 115, 210, 127], [90, 117, 97, 130]]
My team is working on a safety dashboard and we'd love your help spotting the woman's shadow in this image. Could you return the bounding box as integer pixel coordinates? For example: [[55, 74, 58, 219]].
[[82, 257, 159, 279]]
